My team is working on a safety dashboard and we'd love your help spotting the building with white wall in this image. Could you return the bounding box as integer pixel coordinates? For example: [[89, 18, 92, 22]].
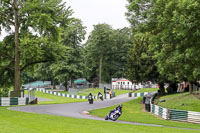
[[112, 78, 135, 90]]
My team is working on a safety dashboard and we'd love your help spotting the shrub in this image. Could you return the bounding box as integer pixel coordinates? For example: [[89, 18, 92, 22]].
[[0, 88, 9, 97]]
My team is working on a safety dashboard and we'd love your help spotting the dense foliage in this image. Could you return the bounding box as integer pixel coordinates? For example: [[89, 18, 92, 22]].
[[0, 0, 72, 90], [126, 0, 200, 94], [84, 24, 131, 85], [1, 0, 199, 93]]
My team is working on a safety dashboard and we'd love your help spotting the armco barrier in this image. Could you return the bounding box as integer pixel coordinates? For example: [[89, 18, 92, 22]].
[[151, 103, 200, 124], [151, 103, 200, 123], [36, 88, 99, 100], [129, 92, 200, 124], [128, 92, 150, 97], [169, 109, 200, 124], [0, 97, 29, 106], [151, 104, 169, 120], [170, 109, 188, 122], [188, 111, 200, 124]]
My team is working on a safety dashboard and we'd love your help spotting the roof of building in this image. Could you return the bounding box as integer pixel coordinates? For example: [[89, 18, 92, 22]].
[[112, 78, 130, 82]]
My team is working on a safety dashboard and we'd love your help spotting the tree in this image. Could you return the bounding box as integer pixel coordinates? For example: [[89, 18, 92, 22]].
[[107, 27, 132, 79], [50, 18, 86, 90], [126, 0, 200, 94], [85, 24, 114, 87], [0, 0, 73, 90], [126, 33, 166, 95], [84, 26, 132, 86], [150, 0, 200, 93], [126, 33, 150, 83]]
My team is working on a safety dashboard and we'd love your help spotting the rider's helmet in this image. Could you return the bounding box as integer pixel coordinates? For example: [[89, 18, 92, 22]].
[[118, 104, 122, 110], [115, 104, 122, 110]]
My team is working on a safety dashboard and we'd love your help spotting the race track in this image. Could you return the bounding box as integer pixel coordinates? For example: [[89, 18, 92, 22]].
[[8, 93, 200, 131]]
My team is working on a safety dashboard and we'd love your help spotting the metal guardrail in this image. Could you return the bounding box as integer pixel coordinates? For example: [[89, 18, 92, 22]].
[[151, 104, 169, 120], [128, 92, 150, 97], [188, 111, 200, 124], [129, 92, 200, 124], [151, 104, 200, 124]]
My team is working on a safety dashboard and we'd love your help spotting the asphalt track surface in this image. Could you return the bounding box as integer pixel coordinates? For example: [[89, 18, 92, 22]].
[[8, 94, 200, 131]]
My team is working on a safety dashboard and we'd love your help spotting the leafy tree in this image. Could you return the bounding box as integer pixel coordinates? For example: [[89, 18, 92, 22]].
[[108, 27, 132, 79], [84, 24, 114, 86], [50, 19, 86, 90], [126, 33, 166, 95], [0, 0, 73, 90], [84, 26, 132, 86], [126, 0, 200, 94], [150, 0, 200, 93]]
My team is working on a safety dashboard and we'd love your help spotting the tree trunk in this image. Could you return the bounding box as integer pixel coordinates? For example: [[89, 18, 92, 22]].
[[99, 55, 103, 88], [158, 83, 165, 96], [65, 79, 68, 91], [14, 0, 20, 91], [167, 82, 177, 94], [52, 78, 56, 89], [71, 78, 75, 88], [189, 82, 192, 94]]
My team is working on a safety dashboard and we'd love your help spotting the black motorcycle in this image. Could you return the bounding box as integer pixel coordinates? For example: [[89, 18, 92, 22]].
[[88, 93, 93, 104], [105, 104, 122, 121]]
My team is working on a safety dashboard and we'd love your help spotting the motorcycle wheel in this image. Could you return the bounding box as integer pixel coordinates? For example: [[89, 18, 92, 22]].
[[105, 115, 109, 120], [112, 114, 119, 121], [89, 99, 91, 104], [91, 99, 93, 104]]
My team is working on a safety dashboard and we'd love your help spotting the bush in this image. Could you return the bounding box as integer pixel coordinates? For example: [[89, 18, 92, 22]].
[[0, 88, 9, 97]]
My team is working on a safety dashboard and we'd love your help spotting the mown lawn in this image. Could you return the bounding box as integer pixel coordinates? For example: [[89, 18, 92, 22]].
[[26, 91, 87, 105], [90, 97, 200, 130], [1, 107, 199, 133], [157, 92, 200, 112]]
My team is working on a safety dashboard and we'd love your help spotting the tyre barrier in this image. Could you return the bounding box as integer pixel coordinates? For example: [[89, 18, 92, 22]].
[[0, 97, 29, 106]]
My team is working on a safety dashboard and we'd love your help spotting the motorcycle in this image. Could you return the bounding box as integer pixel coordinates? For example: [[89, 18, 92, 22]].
[[98, 93, 103, 101], [105, 104, 122, 121], [88, 94, 93, 104]]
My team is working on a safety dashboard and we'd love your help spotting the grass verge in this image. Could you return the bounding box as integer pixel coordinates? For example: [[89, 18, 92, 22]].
[[90, 97, 200, 129], [157, 92, 200, 112], [1, 107, 199, 133], [26, 91, 87, 105]]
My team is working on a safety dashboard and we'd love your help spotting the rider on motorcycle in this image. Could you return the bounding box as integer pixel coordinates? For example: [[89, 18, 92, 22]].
[[88, 93, 93, 104], [108, 104, 122, 116], [98, 92, 103, 101]]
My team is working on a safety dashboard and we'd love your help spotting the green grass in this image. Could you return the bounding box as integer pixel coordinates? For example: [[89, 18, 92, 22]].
[[90, 97, 200, 130], [134, 88, 159, 93], [1, 107, 199, 133], [157, 92, 200, 112], [58, 88, 131, 96], [26, 91, 87, 105]]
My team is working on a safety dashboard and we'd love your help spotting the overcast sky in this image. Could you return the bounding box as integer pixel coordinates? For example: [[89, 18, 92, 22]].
[[65, 0, 130, 40], [0, 0, 130, 41]]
